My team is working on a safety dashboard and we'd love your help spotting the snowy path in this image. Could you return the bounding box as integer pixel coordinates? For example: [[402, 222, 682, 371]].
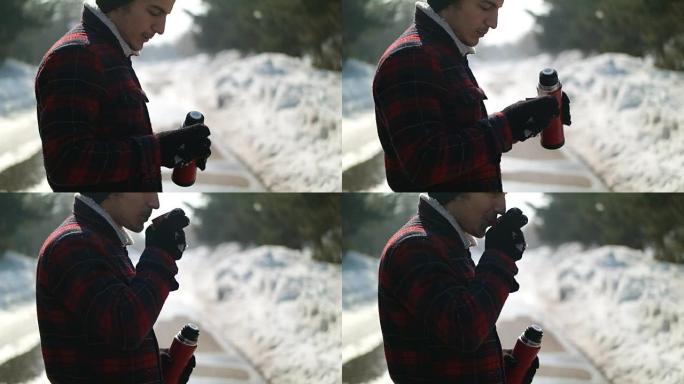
[[341, 110, 606, 191]]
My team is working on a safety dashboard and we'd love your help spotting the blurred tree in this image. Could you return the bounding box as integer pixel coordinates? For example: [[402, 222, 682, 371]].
[[193, 194, 341, 263], [0, 194, 71, 257], [343, 0, 415, 64], [534, 194, 684, 263], [533, 0, 684, 70], [342, 193, 418, 258], [193, 0, 341, 70], [0, 0, 53, 62]]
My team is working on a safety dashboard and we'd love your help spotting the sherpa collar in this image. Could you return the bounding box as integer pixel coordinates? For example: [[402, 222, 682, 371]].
[[416, 1, 476, 57], [84, 0, 140, 57]]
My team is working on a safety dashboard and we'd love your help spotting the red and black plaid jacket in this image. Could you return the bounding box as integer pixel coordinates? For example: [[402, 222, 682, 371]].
[[35, 6, 161, 192], [36, 198, 179, 383], [373, 7, 514, 191], [378, 198, 519, 383]]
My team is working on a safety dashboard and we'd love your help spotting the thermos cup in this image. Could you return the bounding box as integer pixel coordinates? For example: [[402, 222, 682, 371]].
[[164, 323, 199, 384], [537, 68, 564, 149], [172, 111, 204, 187], [506, 324, 543, 384]]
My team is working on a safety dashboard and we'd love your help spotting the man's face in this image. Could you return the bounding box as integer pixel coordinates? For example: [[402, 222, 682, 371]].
[[441, 0, 504, 47], [108, 0, 176, 51], [447, 193, 506, 238], [103, 193, 160, 233]]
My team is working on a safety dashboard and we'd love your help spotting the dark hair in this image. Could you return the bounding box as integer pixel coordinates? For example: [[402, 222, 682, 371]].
[[428, 0, 459, 13], [80, 193, 112, 205], [96, 0, 135, 13], [428, 193, 463, 206]]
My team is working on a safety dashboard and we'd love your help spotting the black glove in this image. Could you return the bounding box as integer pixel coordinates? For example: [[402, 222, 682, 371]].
[[156, 124, 212, 170], [160, 348, 196, 384], [503, 349, 539, 384], [145, 208, 190, 260], [503, 96, 560, 142], [561, 91, 571, 126], [485, 208, 528, 261]]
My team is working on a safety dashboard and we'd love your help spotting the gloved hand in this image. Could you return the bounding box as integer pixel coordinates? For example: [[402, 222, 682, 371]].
[[145, 208, 190, 260], [561, 91, 572, 126], [485, 208, 528, 261], [160, 348, 196, 384], [503, 96, 559, 142], [156, 124, 212, 170], [503, 349, 539, 384]]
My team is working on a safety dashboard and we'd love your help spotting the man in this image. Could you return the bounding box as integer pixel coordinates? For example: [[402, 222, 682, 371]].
[[35, 0, 211, 191], [373, 0, 572, 191], [37, 193, 195, 383], [378, 193, 538, 383]]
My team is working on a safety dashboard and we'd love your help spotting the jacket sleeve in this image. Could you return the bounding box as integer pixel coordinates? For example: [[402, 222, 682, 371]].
[[373, 47, 513, 188], [40, 233, 178, 351], [380, 237, 518, 352], [35, 45, 161, 189]]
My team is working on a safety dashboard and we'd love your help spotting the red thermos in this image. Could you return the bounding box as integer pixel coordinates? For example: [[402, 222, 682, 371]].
[[164, 323, 199, 384], [537, 68, 565, 149], [506, 324, 543, 384], [172, 111, 204, 187]]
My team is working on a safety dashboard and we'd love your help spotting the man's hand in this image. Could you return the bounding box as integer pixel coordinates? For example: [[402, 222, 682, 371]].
[[503, 96, 560, 142], [503, 349, 539, 384], [156, 124, 212, 170], [146, 209, 190, 260], [485, 208, 528, 261], [160, 348, 196, 384]]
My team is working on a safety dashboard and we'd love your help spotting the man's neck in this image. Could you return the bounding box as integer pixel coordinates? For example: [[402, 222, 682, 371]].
[[420, 194, 477, 249], [75, 194, 134, 247]]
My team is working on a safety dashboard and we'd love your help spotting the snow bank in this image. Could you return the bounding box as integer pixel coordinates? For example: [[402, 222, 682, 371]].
[[179, 244, 341, 384], [342, 251, 379, 310], [0, 251, 36, 310], [471, 51, 684, 191], [518, 244, 684, 383], [136, 51, 341, 192], [0, 59, 35, 118]]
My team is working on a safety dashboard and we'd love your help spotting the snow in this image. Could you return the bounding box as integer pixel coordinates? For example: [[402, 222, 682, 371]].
[[136, 51, 341, 192], [165, 243, 341, 384], [343, 52, 684, 191], [0, 251, 40, 368], [514, 244, 684, 384]]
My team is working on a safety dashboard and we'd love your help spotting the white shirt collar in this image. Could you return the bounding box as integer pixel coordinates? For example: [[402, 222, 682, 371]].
[[420, 193, 477, 249], [84, 1, 140, 57], [416, 1, 476, 57], [75, 194, 134, 247]]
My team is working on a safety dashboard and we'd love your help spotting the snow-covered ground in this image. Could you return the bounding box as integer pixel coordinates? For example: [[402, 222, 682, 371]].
[[137, 52, 341, 192], [141, 242, 342, 384], [516, 244, 684, 384], [342, 244, 684, 384], [343, 52, 684, 191], [0, 51, 341, 192]]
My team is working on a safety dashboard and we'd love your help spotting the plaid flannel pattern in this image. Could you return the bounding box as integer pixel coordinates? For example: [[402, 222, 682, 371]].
[[378, 199, 520, 383], [373, 7, 514, 191], [35, 6, 161, 192], [36, 198, 179, 383]]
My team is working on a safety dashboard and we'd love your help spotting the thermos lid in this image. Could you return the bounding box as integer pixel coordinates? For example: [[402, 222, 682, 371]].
[[184, 111, 204, 126], [524, 324, 543, 343], [539, 68, 559, 87], [180, 323, 200, 342]]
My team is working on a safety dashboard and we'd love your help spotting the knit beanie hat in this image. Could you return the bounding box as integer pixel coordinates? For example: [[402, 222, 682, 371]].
[[96, 0, 135, 13], [80, 192, 112, 205], [427, 0, 457, 13]]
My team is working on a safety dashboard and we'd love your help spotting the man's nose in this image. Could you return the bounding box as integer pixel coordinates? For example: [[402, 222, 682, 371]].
[[148, 193, 160, 209], [153, 17, 167, 35], [486, 11, 499, 29]]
